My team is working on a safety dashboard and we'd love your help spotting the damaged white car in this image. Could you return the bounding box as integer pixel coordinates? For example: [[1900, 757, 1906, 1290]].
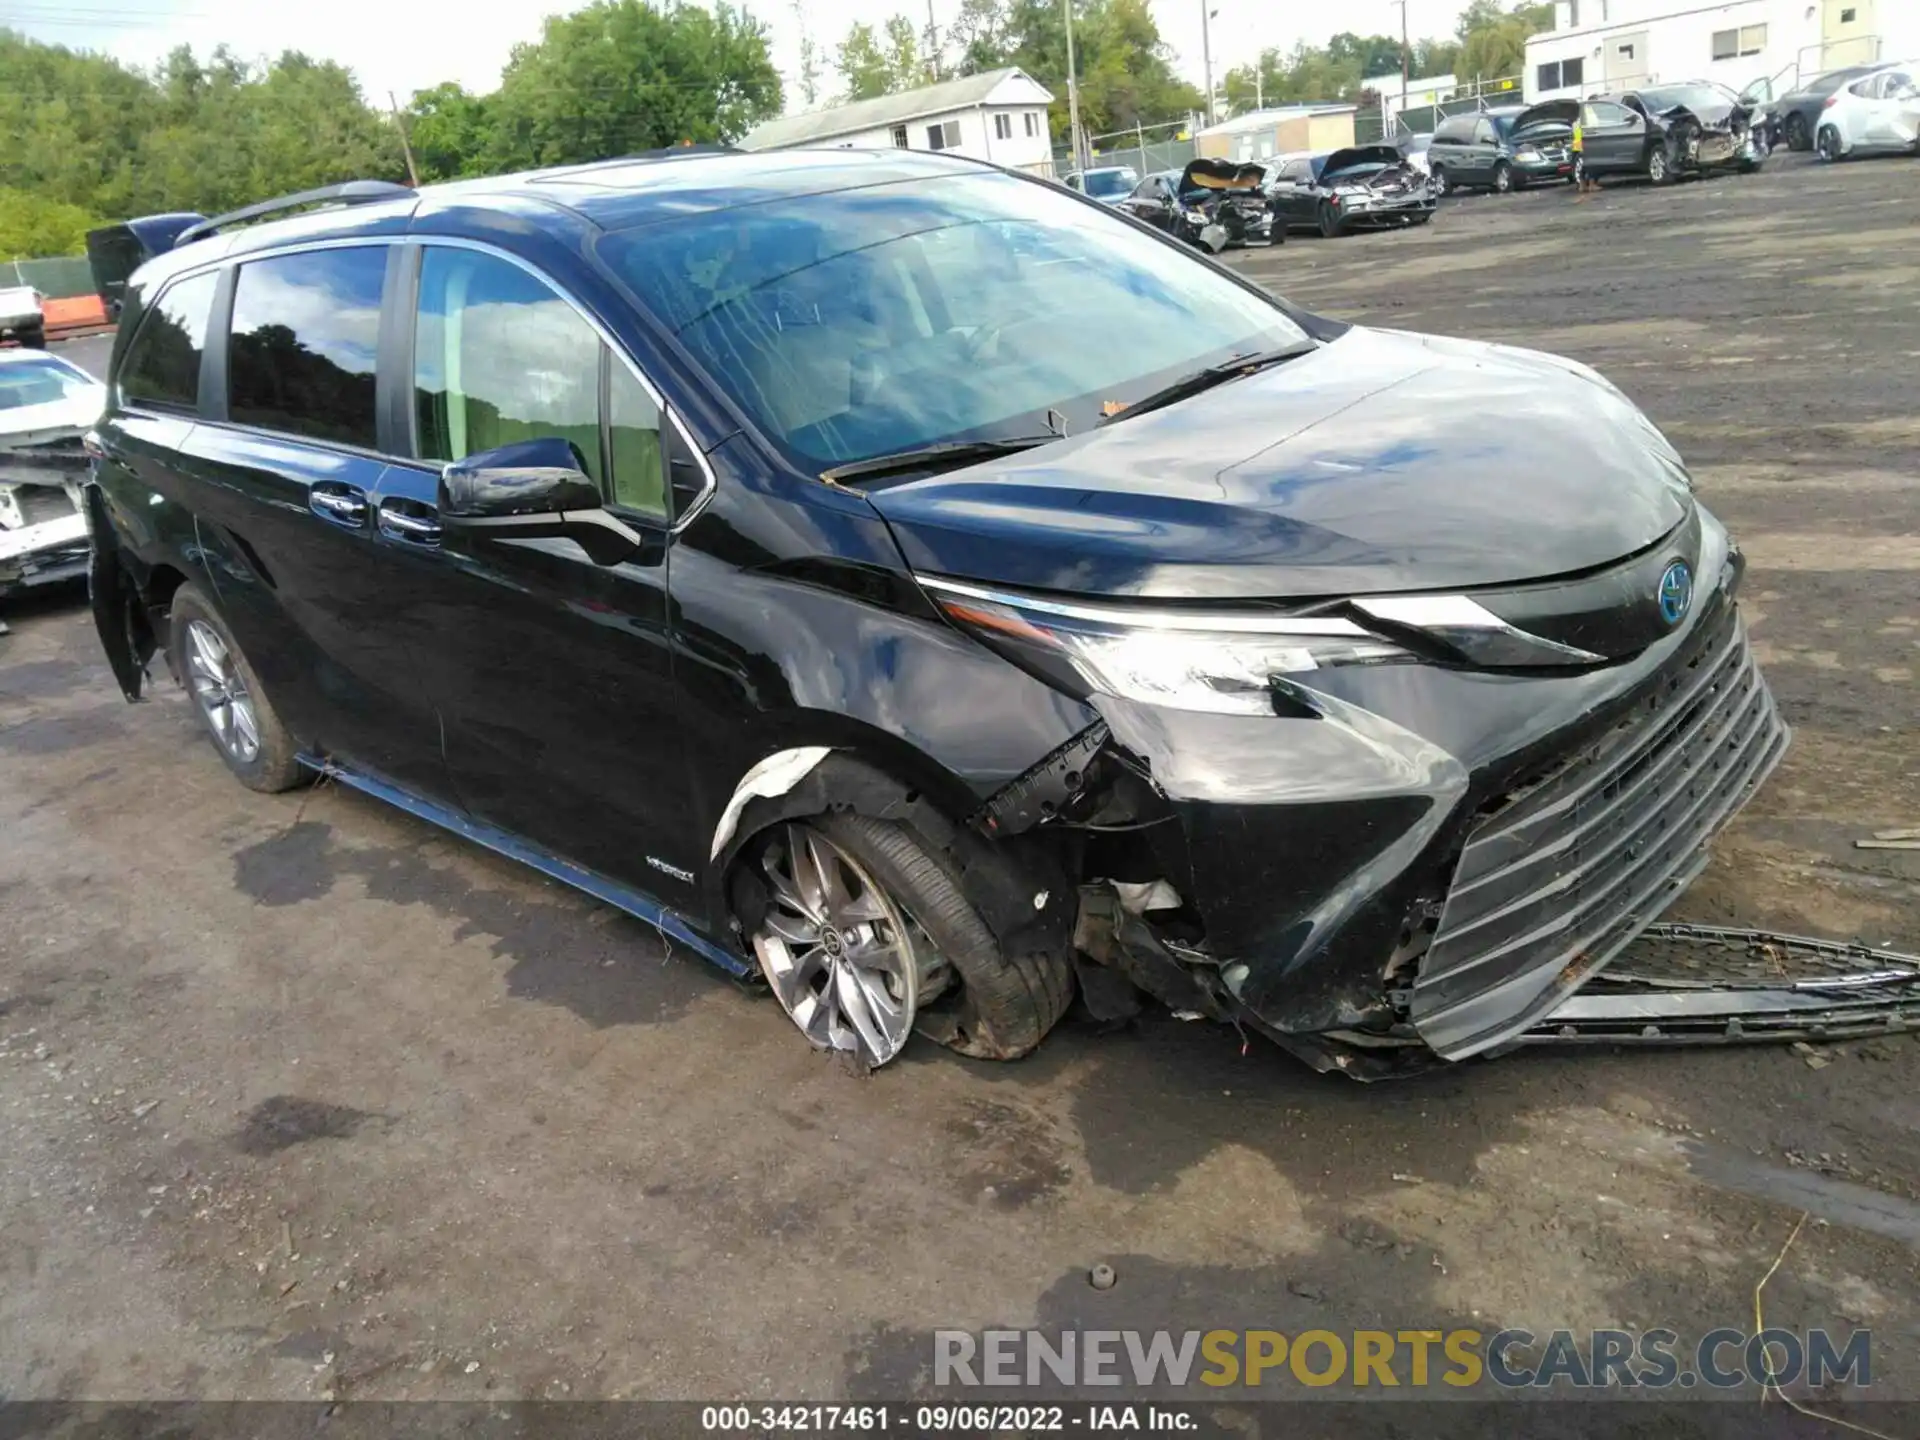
[[0, 349, 102, 603]]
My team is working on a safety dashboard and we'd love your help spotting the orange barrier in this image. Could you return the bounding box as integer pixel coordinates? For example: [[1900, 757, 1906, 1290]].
[[44, 294, 111, 339]]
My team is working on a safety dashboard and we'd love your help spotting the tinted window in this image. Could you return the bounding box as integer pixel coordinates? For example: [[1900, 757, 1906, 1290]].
[[414, 247, 605, 489], [1434, 117, 1473, 142], [600, 169, 1305, 470], [228, 248, 385, 448], [1279, 159, 1312, 181], [120, 270, 217, 412]]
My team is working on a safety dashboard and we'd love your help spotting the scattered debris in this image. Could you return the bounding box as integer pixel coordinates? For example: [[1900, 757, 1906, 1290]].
[[1856, 838, 1920, 851], [1088, 1263, 1116, 1291], [1286, 1279, 1324, 1302], [131, 1100, 158, 1118], [464, 1360, 481, 1375], [1791, 1041, 1833, 1070]]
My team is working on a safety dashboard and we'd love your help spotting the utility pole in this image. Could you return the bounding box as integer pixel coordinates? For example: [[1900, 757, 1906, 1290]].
[[388, 91, 420, 188], [1393, 0, 1410, 125], [1255, 57, 1263, 111], [1063, 0, 1085, 171], [1200, 2, 1217, 126], [926, 0, 940, 81]]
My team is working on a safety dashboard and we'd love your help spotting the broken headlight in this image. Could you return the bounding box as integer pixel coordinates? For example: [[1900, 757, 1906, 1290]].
[[922, 577, 1411, 716]]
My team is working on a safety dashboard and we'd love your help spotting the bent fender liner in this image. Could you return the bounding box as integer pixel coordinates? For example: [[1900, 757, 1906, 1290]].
[[302, 755, 751, 979]]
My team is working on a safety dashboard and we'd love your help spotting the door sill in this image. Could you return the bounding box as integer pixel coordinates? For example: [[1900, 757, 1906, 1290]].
[[298, 755, 752, 978]]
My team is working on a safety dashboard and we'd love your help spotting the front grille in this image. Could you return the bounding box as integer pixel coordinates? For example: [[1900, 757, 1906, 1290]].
[[1409, 612, 1788, 1058]]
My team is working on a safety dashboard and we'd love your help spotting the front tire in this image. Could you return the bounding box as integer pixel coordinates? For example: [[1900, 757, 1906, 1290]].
[[1317, 201, 1344, 238], [1493, 161, 1514, 193], [745, 813, 1074, 1067], [1430, 164, 1449, 197], [168, 583, 306, 793], [1646, 145, 1672, 184]]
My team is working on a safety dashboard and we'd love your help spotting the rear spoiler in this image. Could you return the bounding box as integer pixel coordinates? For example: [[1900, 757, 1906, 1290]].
[[84, 214, 206, 319]]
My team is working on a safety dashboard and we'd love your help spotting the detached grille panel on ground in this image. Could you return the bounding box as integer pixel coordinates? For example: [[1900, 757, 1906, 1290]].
[[1412, 610, 1789, 1058]]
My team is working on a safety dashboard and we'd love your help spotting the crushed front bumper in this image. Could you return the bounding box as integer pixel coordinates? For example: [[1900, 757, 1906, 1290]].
[[1076, 511, 1797, 1073], [0, 481, 90, 596]]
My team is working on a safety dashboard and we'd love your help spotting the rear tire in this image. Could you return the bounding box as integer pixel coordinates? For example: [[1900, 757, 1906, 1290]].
[[168, 583, 306, 794], [1785, 112, 1809, 151]]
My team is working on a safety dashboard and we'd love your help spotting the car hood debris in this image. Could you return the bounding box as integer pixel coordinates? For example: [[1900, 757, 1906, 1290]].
[[867, 325, 1692, 599]]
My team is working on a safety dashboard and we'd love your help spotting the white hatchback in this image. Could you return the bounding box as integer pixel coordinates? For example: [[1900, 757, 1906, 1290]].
[[1815, 61, 1920, 159]]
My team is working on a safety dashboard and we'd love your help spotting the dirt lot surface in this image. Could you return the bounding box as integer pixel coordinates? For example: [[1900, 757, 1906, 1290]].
[[3, 155, 1917, 1414]]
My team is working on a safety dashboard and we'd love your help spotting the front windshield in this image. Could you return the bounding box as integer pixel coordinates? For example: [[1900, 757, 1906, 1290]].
[[1637, 85, 1731, 113], [600, 171, 1306, 470], [1083, 169, 1136, 197], [0, 356, 95, 412]]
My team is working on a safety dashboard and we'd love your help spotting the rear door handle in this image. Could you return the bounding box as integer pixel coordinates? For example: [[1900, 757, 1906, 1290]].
[[378, 501, 441, 546], [310, 483, 367, 529]]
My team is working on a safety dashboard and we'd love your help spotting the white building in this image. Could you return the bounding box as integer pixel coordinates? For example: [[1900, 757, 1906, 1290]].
[[737, 68, 1055, 173], [1362, 72, 1463, 119], [1524, 0, 1920, 103]]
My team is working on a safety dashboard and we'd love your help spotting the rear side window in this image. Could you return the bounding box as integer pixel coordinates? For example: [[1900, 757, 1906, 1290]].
[[413, 247, 669, 522], [119, 270, 218, 412], [228, 248, 386, 448]]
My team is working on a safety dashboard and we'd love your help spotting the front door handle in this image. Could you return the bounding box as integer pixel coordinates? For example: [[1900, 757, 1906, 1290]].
[[378, 501, 441, 546], [310, 484, 367, 529]]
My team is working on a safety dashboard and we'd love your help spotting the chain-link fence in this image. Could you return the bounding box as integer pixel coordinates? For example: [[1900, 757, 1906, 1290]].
[[1052, 121, 1197, 183], [1373, 74, 1525, 138], [2, 257, 96, 299]]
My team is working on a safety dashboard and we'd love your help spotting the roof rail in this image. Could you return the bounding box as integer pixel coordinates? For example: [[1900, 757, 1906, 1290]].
[[174, 180, 415, 248]]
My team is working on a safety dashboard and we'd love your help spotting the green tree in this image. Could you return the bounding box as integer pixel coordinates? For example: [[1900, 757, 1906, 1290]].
[[406, 82, 495, 181], [483, 0, 782, 170], [0, 187, 103, 259], [836, 16, 927, 100]]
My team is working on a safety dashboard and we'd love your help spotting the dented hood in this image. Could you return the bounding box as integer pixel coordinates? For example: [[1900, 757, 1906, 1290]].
[[1513, 100, 1578, 133], [1320, 145, 1406, 176], [868, 326, 1693, 600], [1178, 158, 1266, 193]]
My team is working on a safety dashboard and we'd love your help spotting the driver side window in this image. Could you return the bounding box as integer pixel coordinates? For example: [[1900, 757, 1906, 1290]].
[[413, 247, 668, 522]]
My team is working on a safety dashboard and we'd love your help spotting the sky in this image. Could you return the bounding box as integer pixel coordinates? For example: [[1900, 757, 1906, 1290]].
[[2, 0, 1473, 111]]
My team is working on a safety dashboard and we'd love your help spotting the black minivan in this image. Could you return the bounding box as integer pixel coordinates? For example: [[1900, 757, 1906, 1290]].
[[1427, 105, 1576, 194], [86, 149, 1785, 1077]]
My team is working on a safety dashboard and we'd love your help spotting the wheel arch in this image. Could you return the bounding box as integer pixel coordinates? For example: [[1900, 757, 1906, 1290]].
[[707, 743, 1078, 993]]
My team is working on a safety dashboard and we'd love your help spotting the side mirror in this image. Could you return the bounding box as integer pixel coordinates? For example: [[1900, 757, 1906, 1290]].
[[438, 436, 643, 567]]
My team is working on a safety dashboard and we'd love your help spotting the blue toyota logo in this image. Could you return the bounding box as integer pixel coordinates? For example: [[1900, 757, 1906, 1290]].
[[1658, 560, 1693, 626]]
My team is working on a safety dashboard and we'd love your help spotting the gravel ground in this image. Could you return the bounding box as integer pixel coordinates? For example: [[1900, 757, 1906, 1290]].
[[2, 152, 1916, 1413]]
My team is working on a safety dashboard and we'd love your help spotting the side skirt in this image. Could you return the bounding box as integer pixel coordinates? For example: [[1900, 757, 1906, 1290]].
[[301, 756, 754, 979]]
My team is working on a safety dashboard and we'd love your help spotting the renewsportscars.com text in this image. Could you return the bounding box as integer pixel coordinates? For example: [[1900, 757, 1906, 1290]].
[[933, 1327, 1871, 1391]]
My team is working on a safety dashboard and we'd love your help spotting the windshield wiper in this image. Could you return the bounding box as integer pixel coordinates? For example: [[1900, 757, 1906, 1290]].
[[1099, 340, 1318, 426], [818, 435, 1059, 485]]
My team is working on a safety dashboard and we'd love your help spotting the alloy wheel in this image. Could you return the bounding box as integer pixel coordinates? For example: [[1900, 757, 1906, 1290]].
[[1431, 166, 1448, 196], [184, 619, 261, 764], [1647, 149, 1668, 183], [751, 823, 923, 1066], [1817, 127, 1840, 161], [1494, 164, 1511, 193]]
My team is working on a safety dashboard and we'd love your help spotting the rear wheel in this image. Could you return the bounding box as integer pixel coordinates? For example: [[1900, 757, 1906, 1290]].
[[1785, 112, 1810, 151], [745, 813, 1073, 1067], [1317, 201, 1344, 238], [1816, 124, 1843, 162], [168, 584, 305, 793]]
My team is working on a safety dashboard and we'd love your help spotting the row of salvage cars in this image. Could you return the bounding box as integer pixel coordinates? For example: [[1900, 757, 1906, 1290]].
[[1106, 149, 1436, 251]]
